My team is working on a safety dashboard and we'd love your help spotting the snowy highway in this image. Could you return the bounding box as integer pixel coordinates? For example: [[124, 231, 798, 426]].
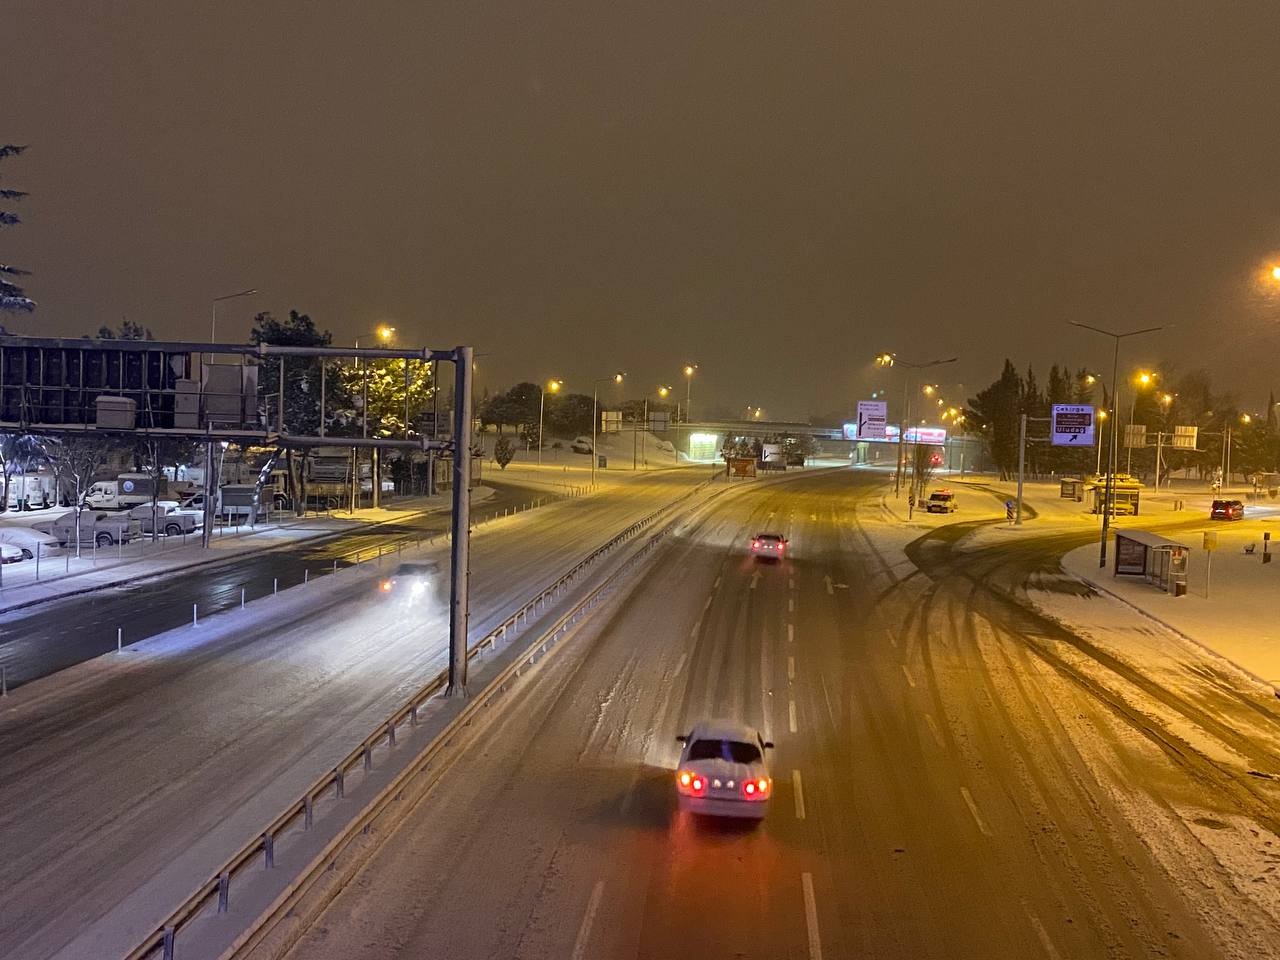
[[267, 469, 1280, 960], [0, 469, 707, 960], [0, 482, 545, 689]]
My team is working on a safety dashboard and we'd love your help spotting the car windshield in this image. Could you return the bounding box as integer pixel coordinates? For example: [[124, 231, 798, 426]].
[[687, 738, 762, 764], [393, 563, 438, 577], [756, 534, 782, 543]]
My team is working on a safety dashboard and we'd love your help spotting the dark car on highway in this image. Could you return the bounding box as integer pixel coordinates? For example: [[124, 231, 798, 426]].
[[1210, 499, 1244, 521]]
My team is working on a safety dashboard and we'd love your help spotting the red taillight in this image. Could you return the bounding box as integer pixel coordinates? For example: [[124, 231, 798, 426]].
[[776, 543, 784, 551], [752, 540, 760, 549], [677, 770, 706, 795], [743, 777, 771, 800]]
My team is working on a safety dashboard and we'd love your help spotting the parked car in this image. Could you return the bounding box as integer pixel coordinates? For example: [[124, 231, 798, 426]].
[[0, 542, 23, 564], [1210, 499, 1244, 521], [49, 511, 141, 547], [570, 437, 593, 454], [128, 501, 203, 536], [0, 525, 63, 559]]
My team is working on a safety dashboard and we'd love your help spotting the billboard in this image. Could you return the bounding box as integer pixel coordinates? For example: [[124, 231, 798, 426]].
[[601, 410, 622, 434], [1050, 404, 1095, 447], [855, 400, 888, 439], [845, 424, 947, 444]]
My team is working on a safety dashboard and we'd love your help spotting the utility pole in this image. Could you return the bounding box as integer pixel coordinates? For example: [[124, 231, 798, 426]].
[[445, 345, 474, 699], [1015, 412, 1026, 525]]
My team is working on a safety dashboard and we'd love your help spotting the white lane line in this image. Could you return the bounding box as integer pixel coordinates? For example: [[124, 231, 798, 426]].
[[570, 880, 606, 960], [689, 618, 701, 638], [787, 656, 796, 682], [788, 597, 795, 612], [789, 577, 796, 590], [792, 769, 806, 819], [960, 786, 993, 837], [787, 623, 795, 644], [789, 699, 798, 733], [901, 664, 916, 689], [1027, 912, 1063, 960], [801, 872, 824, 960], [703, 595, 714, 611], [923, 712, 945, 749], [670, 651, 688, 680], [714, 575, 722, 588]]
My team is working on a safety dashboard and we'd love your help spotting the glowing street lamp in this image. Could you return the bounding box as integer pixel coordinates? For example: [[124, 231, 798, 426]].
[[538, 379, 563, 467], [682, 363, 698, 422], [1272, 265, 1280, 282]]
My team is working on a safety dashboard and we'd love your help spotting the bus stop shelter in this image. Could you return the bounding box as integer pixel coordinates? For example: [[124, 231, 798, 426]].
[[1114, 530, 1189, 595]]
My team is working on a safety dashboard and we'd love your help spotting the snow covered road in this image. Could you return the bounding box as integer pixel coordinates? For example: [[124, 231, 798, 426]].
[[0, 469, 705, 960]]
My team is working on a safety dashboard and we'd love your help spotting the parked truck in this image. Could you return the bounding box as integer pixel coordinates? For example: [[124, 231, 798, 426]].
[[85, 473, 171, 510]]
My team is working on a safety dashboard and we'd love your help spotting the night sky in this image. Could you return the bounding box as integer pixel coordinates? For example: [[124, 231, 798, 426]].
[[8, 3, 1280, 420]]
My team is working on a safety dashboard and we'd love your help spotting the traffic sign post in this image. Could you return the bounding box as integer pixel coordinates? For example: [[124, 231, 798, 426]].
[[855, 400, 888, 440]]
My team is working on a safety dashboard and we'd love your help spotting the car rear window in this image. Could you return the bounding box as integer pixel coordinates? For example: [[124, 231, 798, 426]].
[[394, 563, 438, 576], [756, 534, 782, 543], [686, 738, 762, 764]]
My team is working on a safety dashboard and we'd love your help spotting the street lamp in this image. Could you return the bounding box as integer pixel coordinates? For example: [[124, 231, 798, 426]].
[[1126, 369, 1155, 474], [592, 372, 624, 486], [1068, 321, 1163, 568], [538, 379, 563, 467], [211, 288, 257, 343], [1095, 408, 1108, 476], [683, 364, 698, 423]]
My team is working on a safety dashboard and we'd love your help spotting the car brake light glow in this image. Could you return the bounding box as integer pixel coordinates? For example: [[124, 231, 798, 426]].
[[380, 580, 393, 592], [677, 770, 706, 795], [742, 776, 771, 800]]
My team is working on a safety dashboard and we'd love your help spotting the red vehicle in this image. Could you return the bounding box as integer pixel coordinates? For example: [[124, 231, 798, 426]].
[[1210, 499, 1244, 521], [750, 533, 788, 562]]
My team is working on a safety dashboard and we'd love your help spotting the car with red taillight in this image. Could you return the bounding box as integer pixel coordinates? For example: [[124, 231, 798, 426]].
[[675, 721, 774, 820], [1210, 499, 1244, 521], [750, 532, 787, 563]]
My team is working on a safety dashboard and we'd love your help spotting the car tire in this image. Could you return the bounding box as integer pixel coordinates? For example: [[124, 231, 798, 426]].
[[325, 497, 339, 511], [95, 532, 114, 547], [19, 548, 32, 560], [164, 523, 183, 537]]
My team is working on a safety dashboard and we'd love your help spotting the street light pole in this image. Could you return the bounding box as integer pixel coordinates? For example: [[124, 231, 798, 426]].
[[211, 288, 257, 343], [875, 354, 957, 499], [1069, 322, 1162, 569], [591, 373, 623, 487], [538, 379, 562, 468]]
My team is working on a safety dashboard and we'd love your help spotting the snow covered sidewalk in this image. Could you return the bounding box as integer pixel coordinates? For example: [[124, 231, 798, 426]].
[[1060, 524, 1280, 690]]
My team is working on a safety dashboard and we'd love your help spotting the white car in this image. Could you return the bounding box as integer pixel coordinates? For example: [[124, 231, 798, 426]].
[[0, 525, 63, 559], [570, 437, 593, 454], [0, 542, 22, 564], [675, 721, 774, 820]]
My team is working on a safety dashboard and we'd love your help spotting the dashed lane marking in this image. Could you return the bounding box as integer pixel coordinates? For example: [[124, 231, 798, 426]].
[[960, 786, 993, 837], [788, 656, 795, 682], [1027, 912, 1063, 960], [801, 872, 824, 960], [792, 769, 806, 819], [789, 577, 796, 590], [923, 712, 945, 749], [901, 664, 916, 688], [570, 880, 605, 960], [787, 623, 795, 643], [713, 575, 722, 588], [788, 597, 795, 613], [689, 619, 701, 637], [789, 699, 798, 733]]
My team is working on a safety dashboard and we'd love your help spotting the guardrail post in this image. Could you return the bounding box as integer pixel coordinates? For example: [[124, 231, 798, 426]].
[[335, 770, 344, 799], [192, 603, 198, 627], [263, 831, 274, 868], [241, 587, 246, 610], [333, 559, 338, 573], [162, 925, 176, 960], [363, 745, 373, 770], [387, 721, 396, 746], [217, 871, 230, 913], [304, 569, 309, 585], [273, 577, 278, 595], [117, 627, 122, 653]]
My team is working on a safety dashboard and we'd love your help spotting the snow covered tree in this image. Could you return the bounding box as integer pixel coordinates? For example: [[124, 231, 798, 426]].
[[0, 144, 33, 313], [97, 320, 153, 340]]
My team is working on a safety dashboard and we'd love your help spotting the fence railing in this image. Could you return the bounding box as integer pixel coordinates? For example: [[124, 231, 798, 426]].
[[123, 477, 714, 960]]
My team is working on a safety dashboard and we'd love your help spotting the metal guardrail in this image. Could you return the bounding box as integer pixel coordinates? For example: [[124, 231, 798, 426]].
[[124, 476, 713, 960]]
